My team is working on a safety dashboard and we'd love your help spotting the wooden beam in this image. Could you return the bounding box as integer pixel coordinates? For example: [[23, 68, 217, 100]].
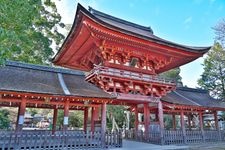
[[162, 101, 225, 111], [0, 91, 111, 103], [0, 97, 101, 108]]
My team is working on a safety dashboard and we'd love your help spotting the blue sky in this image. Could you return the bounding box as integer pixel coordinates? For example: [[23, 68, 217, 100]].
[[54, 0, 225, 88]]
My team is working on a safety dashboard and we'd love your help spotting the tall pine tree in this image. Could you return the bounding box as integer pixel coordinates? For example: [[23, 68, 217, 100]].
[[198, 42, 225, 100], [0, 0, 65, 64]]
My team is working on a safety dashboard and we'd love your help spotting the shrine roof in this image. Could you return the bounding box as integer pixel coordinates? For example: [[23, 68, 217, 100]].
[[87, 6, 210, 52], [0, 61, 113, 99], [52, 4, 211, 73], [162, 87, 225, 108]]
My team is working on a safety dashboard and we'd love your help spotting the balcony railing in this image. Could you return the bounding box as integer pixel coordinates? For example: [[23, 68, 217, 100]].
[[86, 66, 176, 86]]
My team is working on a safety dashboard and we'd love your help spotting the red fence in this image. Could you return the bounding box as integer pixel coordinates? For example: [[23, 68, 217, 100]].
[[125, 129, 225, 145], [0, 130, 122, 149]]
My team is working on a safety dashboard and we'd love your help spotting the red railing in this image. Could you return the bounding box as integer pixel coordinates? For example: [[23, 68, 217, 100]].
[[87, 66, 176, 86]]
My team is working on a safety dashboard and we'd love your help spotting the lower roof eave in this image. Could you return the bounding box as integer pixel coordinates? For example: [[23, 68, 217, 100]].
[[0, 90, 115, 100], [162, 101, 225, 111]]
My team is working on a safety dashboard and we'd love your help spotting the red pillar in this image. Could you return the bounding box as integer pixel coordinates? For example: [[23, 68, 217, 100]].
[[144, 103, 150, 139], [134, 105, 139, 132], [16, 97, 26, 132], [199, 112, 204, 130], [172, 114, 176, 130], [158, 101, 164, 145], [188, 113, 191, 130], [63, 100, 69, 131], [158, 101, 164, 129], [214, 111, 219, 130], [155, 110, 159, 121], [101, 103, 107, 147], [91, 107, 99, 132], [52, 107, 58, 134], [83, 107, 88, 132], [181, 110, 187, 143], [199, 112, 205, 142]]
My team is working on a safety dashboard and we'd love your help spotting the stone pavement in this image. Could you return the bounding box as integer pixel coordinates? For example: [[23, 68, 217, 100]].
[[109, 140, 225, 150], [109, 140, 188, 150]]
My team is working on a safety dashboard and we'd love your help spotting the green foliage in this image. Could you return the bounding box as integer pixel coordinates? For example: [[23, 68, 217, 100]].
[[57, 110, 83, 129], [160, 68, 182, 85], [69, 111, 83, 128], [107, 105, 126, 129], [163, 114, 173, 130], [56, 110, 64, 128], [198, 42, 225, 100], [0, 0, 65, 65], [0, 109, 10, 129], [27, 108, 38, 116]]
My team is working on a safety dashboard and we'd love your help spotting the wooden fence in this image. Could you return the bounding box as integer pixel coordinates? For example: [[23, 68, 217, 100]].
[[125, 129, 225, 145], [0, 130, 122, 149]]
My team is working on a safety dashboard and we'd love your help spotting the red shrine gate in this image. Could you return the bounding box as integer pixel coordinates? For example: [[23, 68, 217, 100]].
[[53, 3, 212, 144], [1, 3, 223, 149]]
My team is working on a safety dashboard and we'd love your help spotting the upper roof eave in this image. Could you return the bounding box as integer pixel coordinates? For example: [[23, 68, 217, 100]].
[[53, 3, 211, 63]]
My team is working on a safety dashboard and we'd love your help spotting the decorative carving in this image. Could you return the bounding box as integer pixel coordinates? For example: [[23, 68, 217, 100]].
[[86, 66, 176, 97]]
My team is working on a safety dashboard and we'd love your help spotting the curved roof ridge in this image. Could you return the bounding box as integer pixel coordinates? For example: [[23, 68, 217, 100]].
[[88, 6, 153, 34], [177, 87, 208, 93], [5, 60, 84, 76], [173, 90, 201, 106]]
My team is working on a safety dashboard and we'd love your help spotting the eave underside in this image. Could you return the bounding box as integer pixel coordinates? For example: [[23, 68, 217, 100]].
[[54, 16, 206, 74], [53, 4, 210, 74]]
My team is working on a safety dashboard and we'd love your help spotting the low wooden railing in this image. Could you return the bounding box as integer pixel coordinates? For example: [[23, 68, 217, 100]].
[[0, 130, 122, 149], [125, 129, 225, 145], [86, 66, 176, 86]]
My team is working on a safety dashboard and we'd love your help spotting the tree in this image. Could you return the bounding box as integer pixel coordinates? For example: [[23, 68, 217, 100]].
[[213, 19, 225, 48], [160, 68, 183, 86], [198, 42, 225, 100], [56, 110, 83, 129], [0, 0, 65, 65], [0, 109, 10, 129], [27, 108, 38, 116], [107, 105, 126, 130]]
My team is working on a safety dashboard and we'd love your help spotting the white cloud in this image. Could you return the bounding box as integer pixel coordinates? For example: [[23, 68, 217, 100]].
[[183, 16, 193, 24], [209, 0, 216, 4], [183, 16, 193, 30]]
